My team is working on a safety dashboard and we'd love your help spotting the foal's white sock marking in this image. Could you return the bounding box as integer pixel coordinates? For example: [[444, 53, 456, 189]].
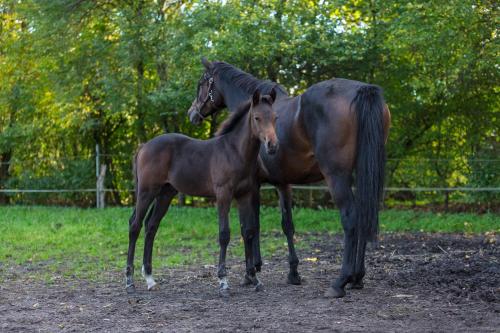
[[142, 265, 157, 290], [219, 277, 230, 290]]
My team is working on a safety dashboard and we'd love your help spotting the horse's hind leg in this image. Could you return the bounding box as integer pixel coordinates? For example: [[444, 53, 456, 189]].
[[349, 237, 366, 289], [278, 184, 301, 285], [126, 190, 155, 293], [142, 184, 178, 290], [323, 173, 357, 298]]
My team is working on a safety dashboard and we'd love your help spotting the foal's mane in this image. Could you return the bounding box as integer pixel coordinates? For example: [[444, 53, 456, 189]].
[[215, 100, 251, 136], [213, 62, 288, 96]]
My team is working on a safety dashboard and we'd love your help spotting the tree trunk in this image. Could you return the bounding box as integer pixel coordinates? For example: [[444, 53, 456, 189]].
[[135, 59, 147, 143], [134, 0, 147, 143], [0, 151, 12, 204]]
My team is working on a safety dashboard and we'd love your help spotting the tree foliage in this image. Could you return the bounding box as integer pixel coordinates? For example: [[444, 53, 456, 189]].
[[0, 0, 498, 206]]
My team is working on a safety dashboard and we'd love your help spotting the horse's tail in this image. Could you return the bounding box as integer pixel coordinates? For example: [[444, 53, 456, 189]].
[[352, 85, 386, 242]]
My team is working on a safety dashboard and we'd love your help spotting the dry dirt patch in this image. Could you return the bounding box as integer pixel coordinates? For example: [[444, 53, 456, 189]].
[[0, 233, 498, 332]]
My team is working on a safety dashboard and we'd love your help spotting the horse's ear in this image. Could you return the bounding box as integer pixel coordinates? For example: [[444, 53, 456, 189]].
[[269, 88, 277, 103], [252, 90, 260, 105], [201, 57, 213, 70]]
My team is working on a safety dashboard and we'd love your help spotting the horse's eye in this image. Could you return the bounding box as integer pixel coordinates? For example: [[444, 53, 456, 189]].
[[254, 116, 261, 121]]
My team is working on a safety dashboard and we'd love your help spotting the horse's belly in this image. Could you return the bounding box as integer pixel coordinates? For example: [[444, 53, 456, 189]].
[[282, 160, 323, 184], [260, 150, 323, 185]]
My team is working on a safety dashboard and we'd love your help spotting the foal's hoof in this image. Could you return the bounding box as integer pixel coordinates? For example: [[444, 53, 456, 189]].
[[287, 272, 302, 285], [218, 288, 230, 298], [347, 281, 364, 290], [147, 281, 159, 291], [324, 286, 346, 298], [126, 283, 136, 294], [240, 274, 254, 287], [254, 281, 264, 292]]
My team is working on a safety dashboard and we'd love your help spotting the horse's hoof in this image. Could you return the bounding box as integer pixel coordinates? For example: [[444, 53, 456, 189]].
[[254, 281, 264, 292], [347, 281, 364, 290], [126, 284, 136, 294], [287, 272, 302, 285], [324, 286, 346, 298], [218, 288, 230, 298], [240, 274, 253, 287]]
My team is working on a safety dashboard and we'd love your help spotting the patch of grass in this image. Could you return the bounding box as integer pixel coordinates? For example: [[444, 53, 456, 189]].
[[0, 206, 497, 280]]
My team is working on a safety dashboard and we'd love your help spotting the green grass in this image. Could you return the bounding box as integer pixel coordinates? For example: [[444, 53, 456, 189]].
[[0, 206, 497, 280]]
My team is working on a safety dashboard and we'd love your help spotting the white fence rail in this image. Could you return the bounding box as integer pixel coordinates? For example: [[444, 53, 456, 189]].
[[1, 152, 498, 207], [1, 186, 499, 193]]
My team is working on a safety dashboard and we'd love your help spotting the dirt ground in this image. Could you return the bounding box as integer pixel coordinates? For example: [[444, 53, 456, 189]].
[[1, 233, 498, 332]]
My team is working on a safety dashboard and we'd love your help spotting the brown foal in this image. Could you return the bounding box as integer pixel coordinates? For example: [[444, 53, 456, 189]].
[[125, 89, 278, 296]]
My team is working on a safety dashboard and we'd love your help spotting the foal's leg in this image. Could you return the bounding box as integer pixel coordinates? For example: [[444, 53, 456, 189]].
[[142, 185, 178, 290], [278, 184, 301, 285], [250, 189, 262, 272], [126, 190, 155, 293], [216, 192, 232, 297], [237, 192, 263, 291], [323, 174, 357, 298]]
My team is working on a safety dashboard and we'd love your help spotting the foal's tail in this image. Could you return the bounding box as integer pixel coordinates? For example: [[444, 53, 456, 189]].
[[352, 85, 386, 242], [132, 144, 144, 201], [129, 144, 154, 226]]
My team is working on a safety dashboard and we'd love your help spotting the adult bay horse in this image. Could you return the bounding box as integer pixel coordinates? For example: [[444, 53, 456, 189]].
[[126, 90, 278, 296], [187, 58, 391, 298]]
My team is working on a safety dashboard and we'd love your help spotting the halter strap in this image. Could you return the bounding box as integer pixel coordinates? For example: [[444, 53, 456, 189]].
[[196, 77, 214, 117]]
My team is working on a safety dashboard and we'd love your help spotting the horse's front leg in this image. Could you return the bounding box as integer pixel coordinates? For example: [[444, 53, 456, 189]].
[[216, 191, 232, 297], [237, 190, 264, 291]]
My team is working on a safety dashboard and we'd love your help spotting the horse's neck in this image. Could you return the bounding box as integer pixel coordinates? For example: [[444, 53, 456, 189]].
[[224, 115, 260, 163], [219, 79, 249, 112]]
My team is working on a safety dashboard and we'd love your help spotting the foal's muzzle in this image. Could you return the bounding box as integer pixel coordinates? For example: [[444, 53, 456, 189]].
[[265, 140, 279, 155]]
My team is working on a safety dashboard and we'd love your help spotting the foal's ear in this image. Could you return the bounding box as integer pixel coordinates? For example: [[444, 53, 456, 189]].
[[201, 57, 213, 70], [269, 88, 277, 103], [252, 90, 261, 105]]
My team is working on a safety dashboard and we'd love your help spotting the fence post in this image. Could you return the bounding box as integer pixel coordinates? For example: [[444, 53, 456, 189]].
[[96, 144, 100, 208], [95, 144, 106, 208], [97, 164, 107, 208], [178, 193, 185, 207]]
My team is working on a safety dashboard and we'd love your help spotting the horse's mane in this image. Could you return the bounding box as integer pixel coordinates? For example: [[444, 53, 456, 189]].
[[215, 100, 252, 136], [213, 62, 288, 96]]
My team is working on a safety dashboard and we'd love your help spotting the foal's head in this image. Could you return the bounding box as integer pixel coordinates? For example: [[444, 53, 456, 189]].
[[250, 88, 279, 154]]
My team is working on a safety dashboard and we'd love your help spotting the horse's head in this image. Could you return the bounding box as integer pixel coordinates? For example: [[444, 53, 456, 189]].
[[188, 57, 225, 125], [250, 88, 279, 155]]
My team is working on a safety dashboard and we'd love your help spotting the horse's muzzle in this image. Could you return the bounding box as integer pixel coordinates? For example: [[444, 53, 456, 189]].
[[188, 107, 203, 125]]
